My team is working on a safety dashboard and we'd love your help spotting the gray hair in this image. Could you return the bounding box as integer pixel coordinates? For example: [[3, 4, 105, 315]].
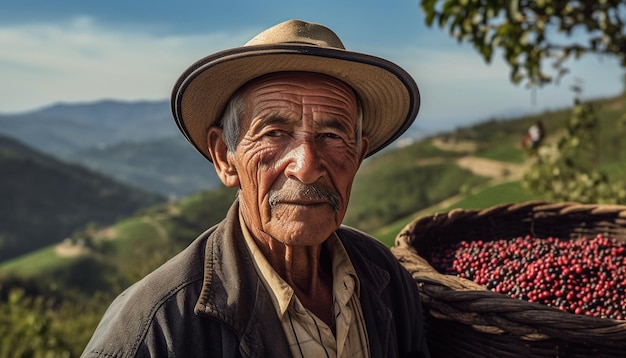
[[219, 92, 246, 152], [218, 91, 364, 153]]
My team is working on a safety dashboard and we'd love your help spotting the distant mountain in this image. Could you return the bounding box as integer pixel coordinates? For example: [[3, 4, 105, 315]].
[[0, 133, 164, 263], [0, 100, 222, 197], [0, 100, 174, 155], [67, 137, 221, 197]]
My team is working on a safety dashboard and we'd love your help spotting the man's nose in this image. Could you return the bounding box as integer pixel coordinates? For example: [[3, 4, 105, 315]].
[[284, 140, 324, 184]]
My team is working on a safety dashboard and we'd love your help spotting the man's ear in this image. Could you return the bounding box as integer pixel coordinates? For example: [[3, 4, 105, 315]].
[[207, 126, 240, 188]]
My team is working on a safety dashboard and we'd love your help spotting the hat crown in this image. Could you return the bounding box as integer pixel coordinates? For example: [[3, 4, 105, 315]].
[[245, 19, 345, 49]]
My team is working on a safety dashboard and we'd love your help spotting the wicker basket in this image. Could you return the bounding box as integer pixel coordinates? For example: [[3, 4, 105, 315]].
[[392, 200, 626, 358]]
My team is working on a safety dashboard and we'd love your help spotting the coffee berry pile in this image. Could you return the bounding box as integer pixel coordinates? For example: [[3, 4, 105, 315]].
[[428, 234, 626, 320]]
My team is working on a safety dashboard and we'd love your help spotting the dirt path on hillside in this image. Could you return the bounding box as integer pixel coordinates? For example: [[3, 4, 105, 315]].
[[55, 227, 117, 257], [429, 137, 528, 181], [411, 154, 529, 216], [54, 240, 90, 257], [455, 156, 527, 181], [408, 137, 533, 215], [54, 202, 178, 259]]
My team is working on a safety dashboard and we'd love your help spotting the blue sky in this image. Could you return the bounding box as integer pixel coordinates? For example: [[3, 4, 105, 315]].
[[1, 0, 623, 132]]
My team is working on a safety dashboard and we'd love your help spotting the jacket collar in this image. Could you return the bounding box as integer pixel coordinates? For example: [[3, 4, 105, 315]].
[[194, 200, 393, 357], [194, 200, 291, 357]]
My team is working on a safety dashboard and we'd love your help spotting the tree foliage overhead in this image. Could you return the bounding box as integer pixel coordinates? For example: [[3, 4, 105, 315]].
[[421, 0, 626, 87], [422, 0, 626, 204]]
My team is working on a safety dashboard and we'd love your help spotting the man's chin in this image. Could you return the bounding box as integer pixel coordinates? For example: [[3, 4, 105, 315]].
[[267, 217, 339, 245]]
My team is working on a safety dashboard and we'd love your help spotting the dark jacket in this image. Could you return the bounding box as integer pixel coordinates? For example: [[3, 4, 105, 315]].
[[81, 202, 429, 357]]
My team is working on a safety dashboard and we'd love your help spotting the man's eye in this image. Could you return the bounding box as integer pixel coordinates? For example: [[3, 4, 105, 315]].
[[264, 130, 285, 137], [321, 133, 341, 139]]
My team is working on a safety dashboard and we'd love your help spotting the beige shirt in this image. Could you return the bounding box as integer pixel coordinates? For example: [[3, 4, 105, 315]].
[[240, 214, 370, 358]]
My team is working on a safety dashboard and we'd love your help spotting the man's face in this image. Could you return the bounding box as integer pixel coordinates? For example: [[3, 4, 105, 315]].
[[231, 72, 368, 247]]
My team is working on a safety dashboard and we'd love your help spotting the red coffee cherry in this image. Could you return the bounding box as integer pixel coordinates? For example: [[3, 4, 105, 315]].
[[429, 234, 626, 319]]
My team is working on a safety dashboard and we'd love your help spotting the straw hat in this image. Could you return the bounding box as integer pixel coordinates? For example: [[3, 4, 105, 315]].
[[171, 19, 420, 161]]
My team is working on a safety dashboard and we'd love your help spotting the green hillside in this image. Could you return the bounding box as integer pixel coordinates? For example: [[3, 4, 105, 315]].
[[0, 100, 224, 197], [0, 134, 164, 262], [1, 93, 626, 356], [4, 93, 626, 278]]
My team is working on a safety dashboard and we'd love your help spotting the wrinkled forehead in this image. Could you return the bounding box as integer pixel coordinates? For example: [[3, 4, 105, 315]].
[[238, 71, 360, 127], [240, 72, 358, 107]]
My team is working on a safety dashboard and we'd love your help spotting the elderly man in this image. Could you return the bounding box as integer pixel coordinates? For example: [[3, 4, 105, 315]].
[[82, 19, 430, 358]]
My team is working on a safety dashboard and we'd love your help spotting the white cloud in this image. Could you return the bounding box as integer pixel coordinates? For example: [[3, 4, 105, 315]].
[[0, 16, 622, 134], [0, 17, 255, 113]]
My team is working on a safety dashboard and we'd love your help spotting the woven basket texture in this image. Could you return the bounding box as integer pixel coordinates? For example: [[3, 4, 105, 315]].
[[392, 200, 626, 358]]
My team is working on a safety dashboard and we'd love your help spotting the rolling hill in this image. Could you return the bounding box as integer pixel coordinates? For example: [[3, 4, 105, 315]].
[[4, 93, 626, 269], [0, 133, 164, 262], [0, 100, 221, 197], [65, 136, 221, 197]]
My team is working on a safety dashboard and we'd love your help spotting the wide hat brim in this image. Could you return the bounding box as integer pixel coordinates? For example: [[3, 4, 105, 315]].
[[171, 36, 420, 162]]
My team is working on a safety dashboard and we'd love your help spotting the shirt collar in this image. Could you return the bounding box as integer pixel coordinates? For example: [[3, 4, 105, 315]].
[[239, 210, 361, 317]]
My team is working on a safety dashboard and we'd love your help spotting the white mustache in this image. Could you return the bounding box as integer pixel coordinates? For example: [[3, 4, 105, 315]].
[[268, 182, 340, 212]]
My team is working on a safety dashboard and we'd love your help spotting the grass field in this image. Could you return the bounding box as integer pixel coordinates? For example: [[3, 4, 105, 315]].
[[0, 245, 79, 276], [476, 144, 526, 163], [0, 216, 165, 277]]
